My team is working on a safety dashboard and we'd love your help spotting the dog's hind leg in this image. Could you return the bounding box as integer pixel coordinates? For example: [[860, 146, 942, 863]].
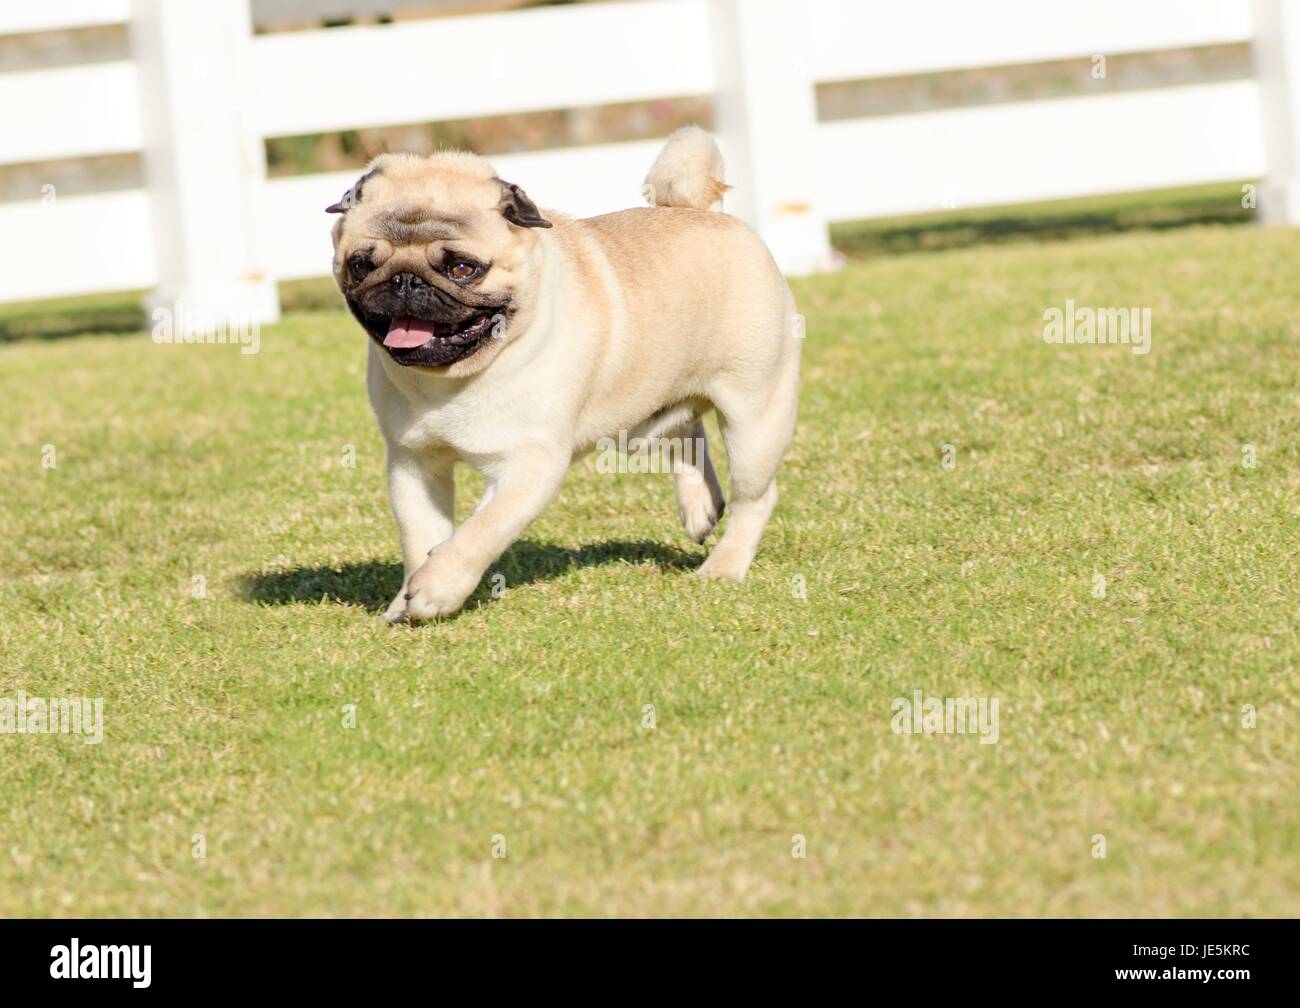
[[669, 417, 725, 544], [627, 402, 724, 544], [698, 376, 797, 581]]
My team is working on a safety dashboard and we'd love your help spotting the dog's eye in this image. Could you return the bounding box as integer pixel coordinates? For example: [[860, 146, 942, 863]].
[[347, 254, 373, 280], [447, 260, 480, 282]]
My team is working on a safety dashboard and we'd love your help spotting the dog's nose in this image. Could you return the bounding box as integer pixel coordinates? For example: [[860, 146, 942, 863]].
[[389, 272, 427, 294]]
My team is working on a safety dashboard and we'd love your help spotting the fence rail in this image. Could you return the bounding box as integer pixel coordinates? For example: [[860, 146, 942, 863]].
[[0, 0, 1296, 316], [804, 0, 1254, 80], [252, 0, 715, 137]]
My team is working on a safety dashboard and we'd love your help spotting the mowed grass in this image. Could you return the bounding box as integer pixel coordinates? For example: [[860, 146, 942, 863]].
[[1, 220, 1297, 917]]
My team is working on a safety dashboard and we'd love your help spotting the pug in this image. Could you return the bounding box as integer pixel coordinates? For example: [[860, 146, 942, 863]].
[[328, 127, 800, 623]]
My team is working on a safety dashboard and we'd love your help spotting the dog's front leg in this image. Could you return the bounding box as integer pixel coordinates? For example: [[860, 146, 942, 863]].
[[384, 446, 455, 623], [404, 450, 567, 621]]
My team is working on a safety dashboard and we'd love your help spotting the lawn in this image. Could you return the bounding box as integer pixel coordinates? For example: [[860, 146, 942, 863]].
[[1, 214, 1297, 917]]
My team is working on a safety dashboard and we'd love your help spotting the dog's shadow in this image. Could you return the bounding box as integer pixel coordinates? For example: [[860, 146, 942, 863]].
[[240, 538, 703, 613]]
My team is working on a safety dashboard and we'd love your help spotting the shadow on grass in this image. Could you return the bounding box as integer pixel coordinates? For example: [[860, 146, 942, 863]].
[[0, 278, 342, 344], [0, 294, 147, 343], [240, 538, 703, 613], [830, 184, 1254, 260]]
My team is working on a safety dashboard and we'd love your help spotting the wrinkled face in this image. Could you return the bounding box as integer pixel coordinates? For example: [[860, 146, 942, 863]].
[[328, 152, 550, 374]]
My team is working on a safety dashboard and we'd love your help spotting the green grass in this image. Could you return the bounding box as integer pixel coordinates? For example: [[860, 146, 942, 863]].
[[830, 180, 1256, 258], [1, 219, 1297, 917]]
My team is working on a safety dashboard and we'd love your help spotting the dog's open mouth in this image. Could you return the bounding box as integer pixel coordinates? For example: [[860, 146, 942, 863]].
[[367, 311, 498, 367]]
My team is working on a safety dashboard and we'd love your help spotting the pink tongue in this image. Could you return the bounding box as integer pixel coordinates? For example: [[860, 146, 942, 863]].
[[384, 316, 436, 349]]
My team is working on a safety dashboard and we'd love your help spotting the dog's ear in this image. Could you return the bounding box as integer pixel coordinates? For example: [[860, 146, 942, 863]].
[[326, 168, 377, 214], [497, 180, 552, 228]]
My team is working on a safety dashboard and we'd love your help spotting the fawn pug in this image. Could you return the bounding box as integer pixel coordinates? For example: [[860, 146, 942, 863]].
[[328, 127, 800, 622]]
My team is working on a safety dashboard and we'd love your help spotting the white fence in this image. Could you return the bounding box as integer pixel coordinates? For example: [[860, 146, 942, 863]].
[[2, 0, 1297, 321]]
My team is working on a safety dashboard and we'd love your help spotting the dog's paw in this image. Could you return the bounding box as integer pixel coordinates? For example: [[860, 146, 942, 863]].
[[403, 554, 479, 621], [678, 486, 724, 544], [696, 544, 751, 581], [381, 592, 409, 625]]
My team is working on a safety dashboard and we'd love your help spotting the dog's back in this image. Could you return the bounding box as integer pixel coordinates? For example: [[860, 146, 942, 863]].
[[545, 131, 796, 483], [561, 126, 785, 331]]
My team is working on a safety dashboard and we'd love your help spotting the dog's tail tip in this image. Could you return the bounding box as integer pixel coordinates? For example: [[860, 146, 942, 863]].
[[643, 126, 729, 211]]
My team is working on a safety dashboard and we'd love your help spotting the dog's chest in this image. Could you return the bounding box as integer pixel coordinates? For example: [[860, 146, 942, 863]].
[[395, 398, 523, 460], [369, 365, 547, 464]]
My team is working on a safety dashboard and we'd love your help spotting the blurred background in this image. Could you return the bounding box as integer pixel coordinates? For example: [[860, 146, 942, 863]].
[[1, 0, 1293, 338]]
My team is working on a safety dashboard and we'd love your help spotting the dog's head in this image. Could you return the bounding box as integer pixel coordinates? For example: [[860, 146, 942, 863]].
[[328, 151, 551, 374]]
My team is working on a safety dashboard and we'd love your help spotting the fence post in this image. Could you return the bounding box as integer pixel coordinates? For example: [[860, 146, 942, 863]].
[[1252, 0, 1300, 225], [708, 0, 835, 275], [128, 0, 279, 329]]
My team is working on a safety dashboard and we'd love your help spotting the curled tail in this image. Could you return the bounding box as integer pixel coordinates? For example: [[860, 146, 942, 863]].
[[642, 126, 730, 211]]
